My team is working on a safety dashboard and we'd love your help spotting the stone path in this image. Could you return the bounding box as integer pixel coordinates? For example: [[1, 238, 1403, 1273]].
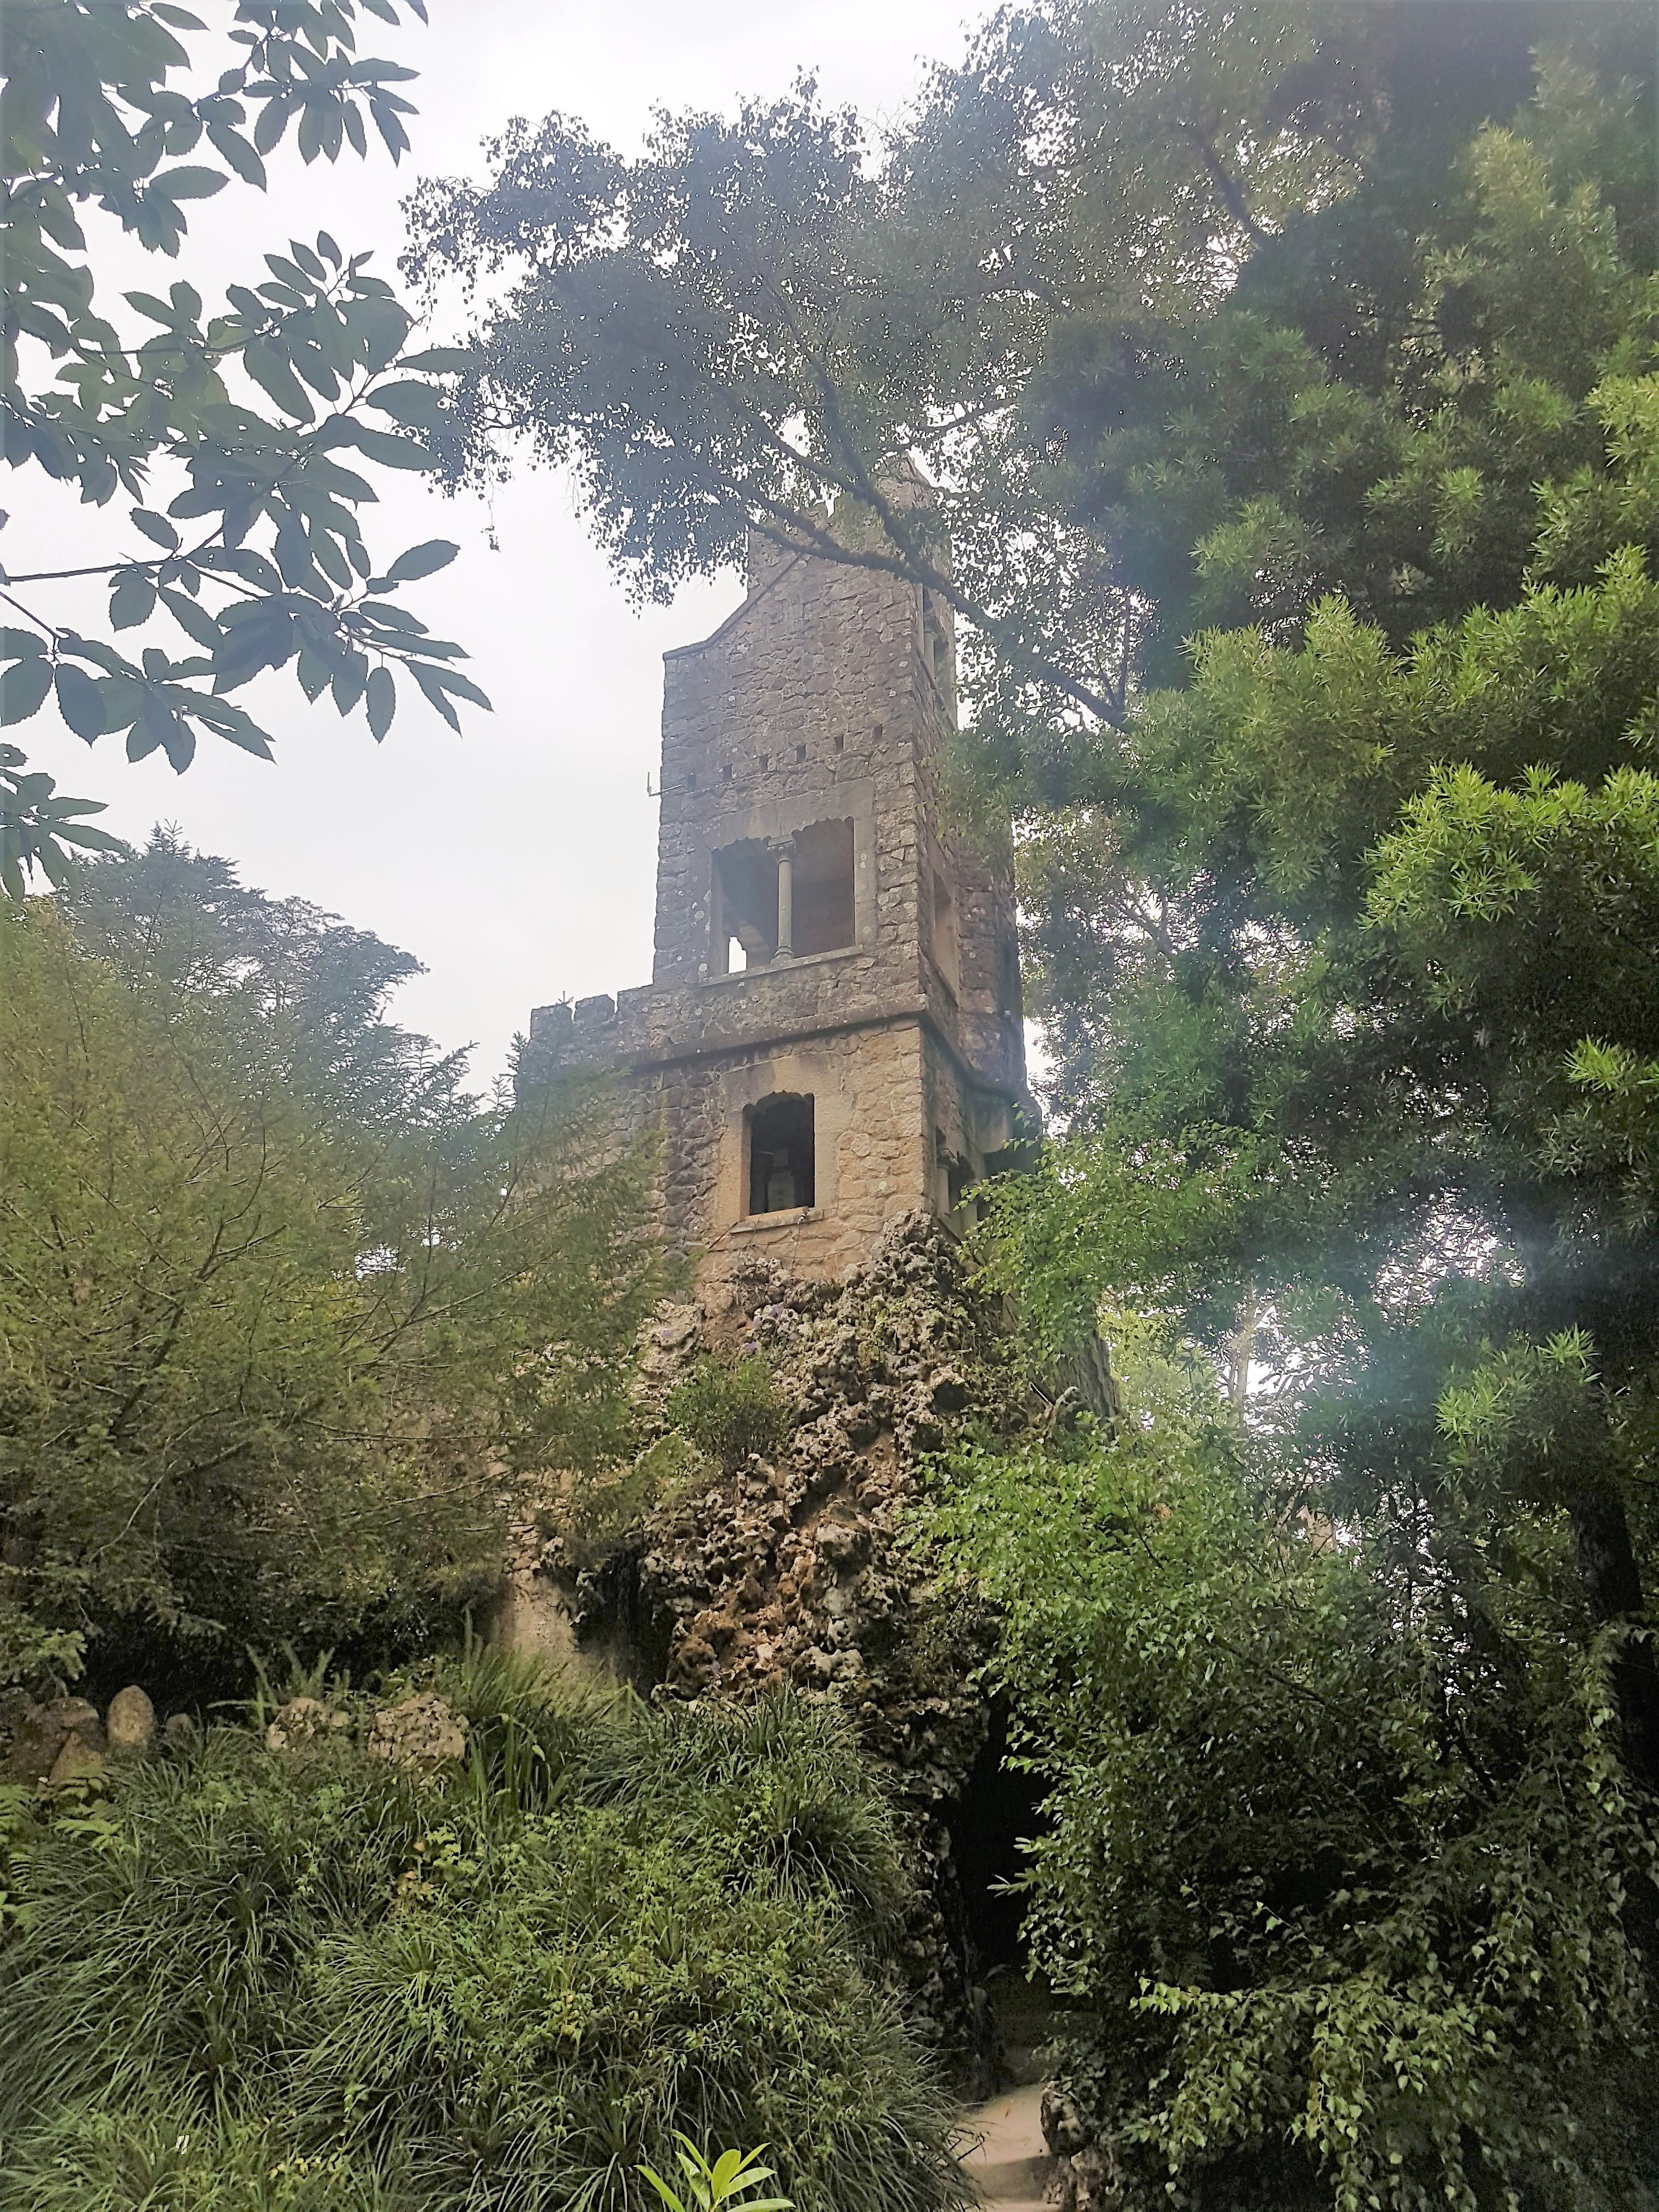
[[958, 2079, 1052, 2211], [958, 1976, 1059, 2210]]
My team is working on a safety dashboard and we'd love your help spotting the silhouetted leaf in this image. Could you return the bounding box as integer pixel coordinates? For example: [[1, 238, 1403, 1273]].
[[385, 539, 459, 584], [54, 663, 106, 742]]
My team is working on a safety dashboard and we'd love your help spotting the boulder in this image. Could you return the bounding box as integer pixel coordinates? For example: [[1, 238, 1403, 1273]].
[[106, 1685, 156, 1754], [163, 1712, 201, 1753], [264, 1696, 348, 1753], [5, 1696, 103, 1784], [1041, 2085, 1093, 2158], [366, 1692, 468, 1771], [48, 1729, 105, 1786]]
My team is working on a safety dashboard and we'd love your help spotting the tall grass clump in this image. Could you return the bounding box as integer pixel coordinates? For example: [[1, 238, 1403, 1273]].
[[0, 1663, 967, 2212]]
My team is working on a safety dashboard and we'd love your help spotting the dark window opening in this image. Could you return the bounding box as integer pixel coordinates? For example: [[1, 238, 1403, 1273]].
[[834, 734, 844, 753], [796, 743, 807, 761], [722, 761, 733, 781], [686, 771, 696, 791], [712, 819, 855, 973], [792, 817, 855, 956], [714, 837, 780, 969], [748, 1094, 815, 1214]]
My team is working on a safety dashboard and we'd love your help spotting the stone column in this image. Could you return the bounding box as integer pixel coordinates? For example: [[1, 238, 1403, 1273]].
[[775, 838, 795, 960]]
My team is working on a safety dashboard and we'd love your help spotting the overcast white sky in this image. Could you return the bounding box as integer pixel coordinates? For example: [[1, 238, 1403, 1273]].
[[14, 0, 980, 1085]]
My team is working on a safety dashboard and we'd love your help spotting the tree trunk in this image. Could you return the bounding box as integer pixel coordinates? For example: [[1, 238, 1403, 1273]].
[[1569, 1481, 1659, 1797]]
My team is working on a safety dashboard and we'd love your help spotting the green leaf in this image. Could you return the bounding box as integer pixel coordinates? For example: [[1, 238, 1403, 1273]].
[[332, 653, 369, 716], [205, 548, 285, 594], [244, 339, 316, 423], [365, 378, 447, 431], [0, 630, 47, 660], [365, 664, 396, 740], [252, 92, 296, 155], [54, 664, 106, 742], [410, 662, 461, 731], [0, 659, 54, 725], [160, 589, 224, 650], [205, 118, 267, 190], [154, 166, 228, 202], [342, 425, 433, 470], [132, 690, 195, 772], [110, 573, 159, 631], [274, 518, 317, 588], [296, 646, 334, 702], [264, 253, 317, 295], [418, 664, 491, 711], [131, 509, 182, 551], [401, 347, 475, 372], [385, 540, 459, 584], [369, 97, 410, 163]]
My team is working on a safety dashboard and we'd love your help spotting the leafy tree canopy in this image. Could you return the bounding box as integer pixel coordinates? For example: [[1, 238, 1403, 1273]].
[[404, 0, 1645, 754], [0, 842, 664, 1695], [2, 0, 489, 898]]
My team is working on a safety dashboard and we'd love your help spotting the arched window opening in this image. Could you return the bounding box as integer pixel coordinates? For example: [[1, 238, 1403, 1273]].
[[748, 1094, 815, 1214]]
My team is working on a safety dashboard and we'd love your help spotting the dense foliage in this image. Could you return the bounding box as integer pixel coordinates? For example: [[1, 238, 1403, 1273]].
[[929, 1346, 1658, 2212], [2, 0, 485, 893], [410, 4, 1659, 2204], [0, 838, 663, 1692], [0, 1662, 966, 2212]]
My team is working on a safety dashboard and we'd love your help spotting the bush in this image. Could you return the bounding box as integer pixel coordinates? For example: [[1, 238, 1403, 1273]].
[[566, 1432, 714, 1568], [927, 1359, 1659, 2212], [0, 1662, 967, 2212], [666, 1356, 792, 1471]]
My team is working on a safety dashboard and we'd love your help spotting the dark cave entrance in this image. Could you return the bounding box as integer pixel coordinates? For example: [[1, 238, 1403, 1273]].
[[949, 1695, 1048, 1976]]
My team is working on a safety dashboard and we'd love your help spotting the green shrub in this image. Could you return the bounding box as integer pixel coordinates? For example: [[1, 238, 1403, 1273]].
[[0, 1665, 966, 2212], [665, 1356, 792, 1471], [566, 1432, 714, 1567]]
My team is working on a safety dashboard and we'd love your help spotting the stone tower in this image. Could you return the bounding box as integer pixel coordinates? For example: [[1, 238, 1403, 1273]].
[[529, 502, 1031, 1291]]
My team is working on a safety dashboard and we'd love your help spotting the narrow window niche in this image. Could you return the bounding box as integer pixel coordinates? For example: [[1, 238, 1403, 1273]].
[[921, 589, 948, 681], [932, 868, 961, 996], [748, 1094, 815, 1214]]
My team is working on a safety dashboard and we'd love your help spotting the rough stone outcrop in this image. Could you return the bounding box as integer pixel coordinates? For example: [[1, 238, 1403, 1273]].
[[533, 1212, 1042, 2085], [2, 1695, 103, 1785], [265, 1696, 350, 1753], [366, 1691, 469, 1771]]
